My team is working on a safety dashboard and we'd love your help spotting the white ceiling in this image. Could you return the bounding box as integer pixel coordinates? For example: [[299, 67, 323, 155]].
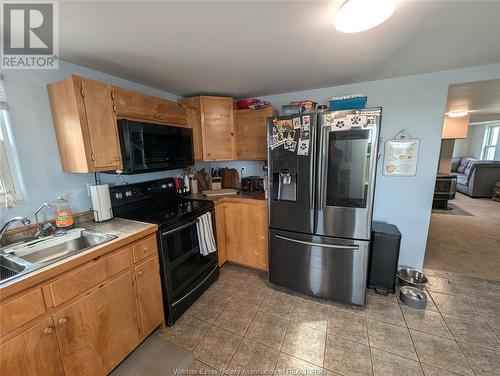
[[446, 79, 500, 123], [59, 1, 500, 98]]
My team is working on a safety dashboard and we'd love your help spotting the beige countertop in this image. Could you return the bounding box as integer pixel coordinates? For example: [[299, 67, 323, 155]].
[[188, 191, 267, 201], [0, 218, 157, 299]]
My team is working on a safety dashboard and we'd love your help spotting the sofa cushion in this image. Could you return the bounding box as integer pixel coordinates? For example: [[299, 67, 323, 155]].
[[457, 157, 476, 173], [451, 157, 462, 172], [455, 173, 468, 186]]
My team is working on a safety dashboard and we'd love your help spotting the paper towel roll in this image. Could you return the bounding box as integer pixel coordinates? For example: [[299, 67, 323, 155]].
[[90, 184, 113, 222]]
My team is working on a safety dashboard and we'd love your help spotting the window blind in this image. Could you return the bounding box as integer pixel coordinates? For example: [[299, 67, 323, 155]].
[[0, 76, 7, 110]]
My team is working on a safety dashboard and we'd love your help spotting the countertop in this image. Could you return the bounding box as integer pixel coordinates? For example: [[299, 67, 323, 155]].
[[0, 218, 157, 299], [188, 191, 267, 202]]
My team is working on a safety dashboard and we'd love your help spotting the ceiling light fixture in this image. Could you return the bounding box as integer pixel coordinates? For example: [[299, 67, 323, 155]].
[[334, 0, 396, 33], [447, 110, 469, 118]]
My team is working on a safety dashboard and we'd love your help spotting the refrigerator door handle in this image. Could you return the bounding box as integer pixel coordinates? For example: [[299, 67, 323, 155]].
[[275, 235, 359, 250]]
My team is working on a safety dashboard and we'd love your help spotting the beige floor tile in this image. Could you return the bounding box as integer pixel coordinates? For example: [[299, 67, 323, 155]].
[[364, 295, 405, 326], [213, 301, 257, 336], [274, 353, 325, 376], [367, 319, 418, 360], [371, 348, 423, 376], [327, 307, 368, 345], [401, 306, 453, 339], [231, 284, 268, 307], [219, 264, 251, 283], [187, 359, 221, 375], [157, 314, 210, 350], [448, 273, 485, 284], [429, 291, 479, 317], [455, 279, 500, 301], [187, 294, 228, 324], [366, 289, 398, 303], [421, 363, 465, 376], [443, 314, 500, 350], [426, 275, 462, 295], [245, 311, 289, 349], [245, 270, 270, 289], [226, 338, 279, 374], [281, 322, 326, 366], [331, 300, 367, 316], [259, 290, 296, 319], [461, 343, 500, 376], [469, 298, 500, 327], [410, 330, 473, 376], [193, 326, 242, 371], [203, 280, 239, 302], [291, 299, 329, 332], [324, 334, 372, 376], [423, 268, 451, 279]]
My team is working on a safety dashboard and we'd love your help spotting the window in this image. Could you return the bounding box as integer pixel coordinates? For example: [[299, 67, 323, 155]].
[[0, 78, 21, 207], [481, 125, 500, 160]]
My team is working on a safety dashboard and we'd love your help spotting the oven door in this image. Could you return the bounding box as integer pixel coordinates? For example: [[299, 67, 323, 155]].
[[117, 119, 194, 174], [316, 109, 381, 240], [158, 214, 217, 300]]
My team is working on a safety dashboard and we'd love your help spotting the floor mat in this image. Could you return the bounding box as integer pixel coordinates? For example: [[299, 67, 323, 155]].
[[432, 202, 473, 216], [110, 333, 192, 376]]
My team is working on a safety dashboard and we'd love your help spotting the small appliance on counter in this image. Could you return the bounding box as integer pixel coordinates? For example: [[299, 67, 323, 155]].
[[90, 184, 113, 222], [241, 176, 259, 192]]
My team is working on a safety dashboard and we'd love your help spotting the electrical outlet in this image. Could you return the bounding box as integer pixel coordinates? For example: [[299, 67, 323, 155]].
[[241, 167, 246, 176]]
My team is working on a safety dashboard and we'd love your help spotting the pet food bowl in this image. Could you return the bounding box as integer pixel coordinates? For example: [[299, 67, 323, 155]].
[[399, 286, 427, 309], [397, 268, 428, 289]]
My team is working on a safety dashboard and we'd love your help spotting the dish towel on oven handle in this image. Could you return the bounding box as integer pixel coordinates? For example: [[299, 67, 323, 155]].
[[196, 212, 217, 256]]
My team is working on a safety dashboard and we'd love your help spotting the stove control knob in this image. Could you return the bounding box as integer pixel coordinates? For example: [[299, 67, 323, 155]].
[[114, 193, 123, 199], [125, 191, 132, 197]]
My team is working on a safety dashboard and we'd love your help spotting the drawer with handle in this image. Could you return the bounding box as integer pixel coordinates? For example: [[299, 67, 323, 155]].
[[49, 247, 131, 306], [132, 235, 158, 263]]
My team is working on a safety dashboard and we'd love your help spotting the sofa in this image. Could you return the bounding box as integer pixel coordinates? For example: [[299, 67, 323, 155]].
[[450, 157, 500, 197]]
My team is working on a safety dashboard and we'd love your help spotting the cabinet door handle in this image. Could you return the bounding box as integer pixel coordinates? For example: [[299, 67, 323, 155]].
[[137, 270, 144, 277], [58, 317, 69, 325], [43, 326, 54, 335]]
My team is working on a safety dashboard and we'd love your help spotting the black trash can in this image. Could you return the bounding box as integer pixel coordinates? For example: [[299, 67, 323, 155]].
[[368, 222, 402, 294]]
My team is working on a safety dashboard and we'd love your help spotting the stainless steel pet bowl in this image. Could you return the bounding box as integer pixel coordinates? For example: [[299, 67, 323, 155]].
[[397, 268, 428, 289]]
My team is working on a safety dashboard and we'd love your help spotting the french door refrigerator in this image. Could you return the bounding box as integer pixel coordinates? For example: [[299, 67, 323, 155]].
[[268, 108, 382, 305]]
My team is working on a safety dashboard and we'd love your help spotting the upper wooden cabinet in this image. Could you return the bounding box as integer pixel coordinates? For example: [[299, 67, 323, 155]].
[[48, 75, 188, 173], [113, 87, 187, 127], [179, 96, 236, 162], [235, 107, 277, 161], [48, 75, 122, 172]]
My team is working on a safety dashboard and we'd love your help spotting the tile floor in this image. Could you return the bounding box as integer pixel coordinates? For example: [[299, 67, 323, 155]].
[[158, 264, 500, 375]]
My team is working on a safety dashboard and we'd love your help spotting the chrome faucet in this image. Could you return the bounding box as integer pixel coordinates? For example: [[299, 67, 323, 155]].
[[34, 203, 53, 238], [0, 217, 31, 245]]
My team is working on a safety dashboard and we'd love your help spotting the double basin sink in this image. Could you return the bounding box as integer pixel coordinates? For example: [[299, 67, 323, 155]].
[[0, 228, 117, 285]]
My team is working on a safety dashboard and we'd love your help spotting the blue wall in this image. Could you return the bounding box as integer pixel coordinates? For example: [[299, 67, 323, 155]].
[[260, 63, 500, 269], [0, 61, 262, 224]]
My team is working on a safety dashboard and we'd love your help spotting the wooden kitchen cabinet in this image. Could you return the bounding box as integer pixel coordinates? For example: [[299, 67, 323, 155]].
[[48, 75, 122, 172], [0, 317, 64, 376], [113, 87, 187, 127], [135, 257, 164, 338], [214, 201, 227, 266], [217, 199, 268, 271], [53, 272, 141, 376], [235, 107, 277, 160], [179, 96, 236, 161]]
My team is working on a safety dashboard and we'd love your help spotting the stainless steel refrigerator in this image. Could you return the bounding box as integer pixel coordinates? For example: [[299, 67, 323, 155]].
[[267, 108, 382, 305]]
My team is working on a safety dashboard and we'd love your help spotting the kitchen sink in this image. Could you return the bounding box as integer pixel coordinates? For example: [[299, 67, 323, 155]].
[[0, 228, 117, 286], [0, 255, 26, 282]]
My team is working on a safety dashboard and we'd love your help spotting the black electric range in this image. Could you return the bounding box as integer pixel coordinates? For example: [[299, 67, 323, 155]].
[[110, 178, 219, 325]]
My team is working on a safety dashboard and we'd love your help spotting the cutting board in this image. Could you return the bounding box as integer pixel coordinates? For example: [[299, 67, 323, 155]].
[[201, 189, 237, 197]]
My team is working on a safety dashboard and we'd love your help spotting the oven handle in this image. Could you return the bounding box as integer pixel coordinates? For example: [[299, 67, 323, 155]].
[[275, 234, 359, 250], [172, 264, 219, 307], [162, 219, 199, 237]]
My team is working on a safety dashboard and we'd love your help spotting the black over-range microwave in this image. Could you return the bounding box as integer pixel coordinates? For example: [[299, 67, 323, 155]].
[[117, 119, 194, 174]]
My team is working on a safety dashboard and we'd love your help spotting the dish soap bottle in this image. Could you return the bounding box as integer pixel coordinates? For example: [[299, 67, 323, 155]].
[[54, 197, 74, 230]]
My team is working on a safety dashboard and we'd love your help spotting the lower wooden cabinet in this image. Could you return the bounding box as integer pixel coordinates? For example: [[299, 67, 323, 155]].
[[53, 272, 141, 375], [0, 317, 64, 376], [135, 257, 164, 337], [0, 233, 164, 376], [216, 199, 268, 271]]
